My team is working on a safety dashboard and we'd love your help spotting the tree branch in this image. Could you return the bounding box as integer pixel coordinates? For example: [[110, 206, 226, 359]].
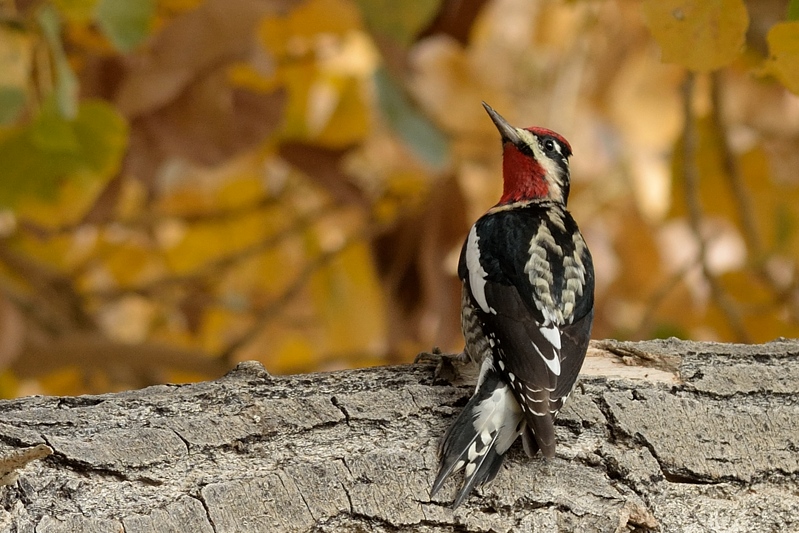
[[681, 73, 749, 341]]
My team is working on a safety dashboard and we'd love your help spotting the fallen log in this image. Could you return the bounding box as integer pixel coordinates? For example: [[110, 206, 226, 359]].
[[1, 338, 797, 532]]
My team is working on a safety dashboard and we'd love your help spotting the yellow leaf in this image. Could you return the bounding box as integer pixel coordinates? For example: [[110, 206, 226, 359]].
[[642, 0, 748, 71], [217, 176, 268, 210], [670, 117, 733, 221], [227, 63, 280, 93], [0, 370, 19, 399], [313, 75, 370, 147], [99, 240, 164, 288], [154, 157, 268, 218], [38, 366, 84, 396], [764, 21, 799, 94], [52, 0, 99, 22], [738, 147, 799, 256], [199, 306, 252, 354], [269, 333, 317, 374], [253, 0, 372, 146], [15, 175, 107, 228], [309, 240, 387, 359], [162, 207, 284, 274], [258, 0, 361, 58], [65, 22, 116, 56], [218, 242, 301, 304]]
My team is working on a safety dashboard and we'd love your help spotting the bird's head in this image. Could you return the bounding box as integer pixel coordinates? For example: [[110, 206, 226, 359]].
[[482, 102, 572, 206]]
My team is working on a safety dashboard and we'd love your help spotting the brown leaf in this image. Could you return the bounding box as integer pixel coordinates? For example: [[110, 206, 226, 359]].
[[417, 0, 490, 45], [114, 0, 295, 118], [278, 142, 366, 205]]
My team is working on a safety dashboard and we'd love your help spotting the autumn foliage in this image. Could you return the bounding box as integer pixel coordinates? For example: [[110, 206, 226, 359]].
[[0, 0, 798, 397]]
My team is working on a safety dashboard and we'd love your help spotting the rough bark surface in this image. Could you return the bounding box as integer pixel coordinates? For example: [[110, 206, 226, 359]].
[[0, 339, 798, 533]]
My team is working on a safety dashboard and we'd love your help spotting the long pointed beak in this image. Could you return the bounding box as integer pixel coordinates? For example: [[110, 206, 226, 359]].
[[482, 102, 520, 144]]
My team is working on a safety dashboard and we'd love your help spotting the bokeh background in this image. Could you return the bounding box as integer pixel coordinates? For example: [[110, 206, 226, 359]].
[[1, 0, 798, 397]]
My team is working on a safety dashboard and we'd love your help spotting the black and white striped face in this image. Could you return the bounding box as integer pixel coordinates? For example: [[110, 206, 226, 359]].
[[517, 127, 572, 204], [482, 102, 573, 205]]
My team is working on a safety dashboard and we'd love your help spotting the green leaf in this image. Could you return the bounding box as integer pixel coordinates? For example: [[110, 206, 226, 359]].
[[789, 0, 799, 21], [95, 0, 155, 52], [0, 99, 128, 207], [30, 100, 81, 153], [37, 6, 78, 119], [0, 87, 26, 125], [374, 68, 449, 170], [354, 0, 440, 46]]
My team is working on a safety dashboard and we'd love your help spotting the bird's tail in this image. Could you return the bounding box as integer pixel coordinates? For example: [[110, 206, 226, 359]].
[[430, 364, 524, 508]]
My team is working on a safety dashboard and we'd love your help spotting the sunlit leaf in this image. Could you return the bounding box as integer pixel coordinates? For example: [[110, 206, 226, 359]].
[[161, 208, 284, 274], [642, 0, 748, 71], [258, 0, 361, 57], [314, 76, 370, 147], [764, 21, 799, 94], [95, 0, 155, 52]]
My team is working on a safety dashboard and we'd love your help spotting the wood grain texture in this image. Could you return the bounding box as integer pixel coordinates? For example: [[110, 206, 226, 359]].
[[1, 339, 798, 532]]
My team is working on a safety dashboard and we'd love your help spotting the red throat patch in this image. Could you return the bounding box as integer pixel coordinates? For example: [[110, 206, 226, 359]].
[[500, 143, 548, 204]]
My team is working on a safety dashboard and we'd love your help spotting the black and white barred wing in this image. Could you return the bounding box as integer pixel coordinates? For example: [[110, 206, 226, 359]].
[[463, 205, 594, 457]]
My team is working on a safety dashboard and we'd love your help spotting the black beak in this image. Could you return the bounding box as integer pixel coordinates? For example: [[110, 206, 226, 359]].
[[482, 102, 520, 144]]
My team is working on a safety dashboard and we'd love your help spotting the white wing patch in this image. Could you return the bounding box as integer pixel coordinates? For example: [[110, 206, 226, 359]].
[[531, 338, 561, 376], [539, 325, 561, 350], [466, 225, 496, 315]]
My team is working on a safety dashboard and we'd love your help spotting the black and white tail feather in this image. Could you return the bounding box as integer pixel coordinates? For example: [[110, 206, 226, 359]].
[[430, 361, 523, 508]]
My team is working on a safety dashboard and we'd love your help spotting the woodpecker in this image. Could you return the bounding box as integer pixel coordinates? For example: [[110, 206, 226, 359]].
[[429, 103, 595, 508]]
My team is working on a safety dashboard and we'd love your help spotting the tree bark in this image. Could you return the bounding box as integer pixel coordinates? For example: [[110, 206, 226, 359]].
[[1, 338, 798, 532]]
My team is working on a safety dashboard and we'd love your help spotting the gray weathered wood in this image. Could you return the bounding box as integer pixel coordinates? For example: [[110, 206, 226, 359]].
[[0, 339, 798, 532]]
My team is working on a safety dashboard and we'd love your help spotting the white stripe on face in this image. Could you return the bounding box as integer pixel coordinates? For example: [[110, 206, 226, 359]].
[[515, 128, 566, 204]]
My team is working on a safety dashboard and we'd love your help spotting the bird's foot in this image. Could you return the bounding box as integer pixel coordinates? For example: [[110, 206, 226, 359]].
[[415, 347, 471, 383]]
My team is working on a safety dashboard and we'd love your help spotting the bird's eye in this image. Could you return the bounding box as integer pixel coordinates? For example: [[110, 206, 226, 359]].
[[544, 139, 556, 152]]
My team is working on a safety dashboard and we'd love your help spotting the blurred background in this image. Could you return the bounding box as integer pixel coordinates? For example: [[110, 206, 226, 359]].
[[0, 0, 798, 397]]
